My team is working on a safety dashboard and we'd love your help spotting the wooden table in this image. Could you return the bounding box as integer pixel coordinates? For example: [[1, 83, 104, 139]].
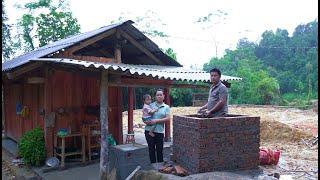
[[54, 133, 86, 168]]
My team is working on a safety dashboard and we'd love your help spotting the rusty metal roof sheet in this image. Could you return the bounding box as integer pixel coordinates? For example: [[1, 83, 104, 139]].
[[25, 58, 242, 82]]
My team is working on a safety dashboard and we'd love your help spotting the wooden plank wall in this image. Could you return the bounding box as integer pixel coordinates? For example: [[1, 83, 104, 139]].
[[4, 69, 123, 146], [4, 83, 44, 141]]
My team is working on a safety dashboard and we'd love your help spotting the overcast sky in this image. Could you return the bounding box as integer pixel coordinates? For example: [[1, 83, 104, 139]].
[[5, 0, 318, 68]]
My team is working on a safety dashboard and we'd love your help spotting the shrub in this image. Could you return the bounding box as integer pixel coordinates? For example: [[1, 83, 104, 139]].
[[18, 127, 46, 166]]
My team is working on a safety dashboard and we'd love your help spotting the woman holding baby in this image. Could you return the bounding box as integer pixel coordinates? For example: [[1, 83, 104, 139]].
[[142, 89, 170, 163]]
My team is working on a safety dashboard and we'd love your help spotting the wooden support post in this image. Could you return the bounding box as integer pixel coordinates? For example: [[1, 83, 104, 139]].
[[114, 31, 122, 63], [2, 85, 6, 138], [81, 135, 86, 163], [44, 67, 54, 157], [54, 135, 57, 157], [133, 88, 137, 110], [128, 87, 134, 134], [99, 71, 109, 179], [164, 87, 171, 142], [61, 137, 65, 168]]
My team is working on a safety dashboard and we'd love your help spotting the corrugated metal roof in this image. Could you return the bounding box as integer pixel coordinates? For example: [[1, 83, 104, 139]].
[[2, 22, 122, 71], [27, 58, 242, 82], [2, 20, 181, 71]]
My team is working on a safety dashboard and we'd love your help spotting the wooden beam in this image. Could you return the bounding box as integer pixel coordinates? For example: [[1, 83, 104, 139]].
[[96, 47, 114, 58], [118, 29, 164, 65], [114, 31, 122, 63], [50, 63, 101, 75], [168, 83, 209, 89], [108, 82, 165, 88], [121, 77, 171, 86], [109, 77, 198, 88], [44, 66, 54, 157], [100, 70, 109, 179], [114, 48, 121, 63], [2, 85, 6, 138], [27, 77, 45, 84], [68, 29, 116, 54], [128, 87, 134, 134], [109, 74, 121, 84], [53, 53, 114, 63], [6, 62, 43, 80], [72, 42, 114, 58]]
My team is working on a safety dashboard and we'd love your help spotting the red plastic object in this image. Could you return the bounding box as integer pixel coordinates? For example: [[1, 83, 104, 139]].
[[259, 147, 281, 165]]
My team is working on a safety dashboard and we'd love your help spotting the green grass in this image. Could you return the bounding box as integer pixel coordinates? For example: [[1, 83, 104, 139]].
[[280, 93, 317, 108]]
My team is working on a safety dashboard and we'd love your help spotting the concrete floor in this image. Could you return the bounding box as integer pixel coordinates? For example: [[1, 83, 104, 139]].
[[2, 131, 172, 180], [40, 163, 99, 180], [2, 132, 274, 180], [2, 137, 275, 180], [2, 138, 18, 156]]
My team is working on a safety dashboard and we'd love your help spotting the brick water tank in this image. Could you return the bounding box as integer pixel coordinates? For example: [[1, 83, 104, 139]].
[[172, 114, 260, 174]]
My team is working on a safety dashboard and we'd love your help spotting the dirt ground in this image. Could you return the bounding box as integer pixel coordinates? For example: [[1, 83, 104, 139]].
[[2, 158, 16, 180], [123, 105, 318, 179], [2, 105, 317, 179], [2, 149, 40, 180]]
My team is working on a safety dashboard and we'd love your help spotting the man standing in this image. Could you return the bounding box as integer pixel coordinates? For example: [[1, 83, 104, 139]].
[[198, 68, 228, 117]]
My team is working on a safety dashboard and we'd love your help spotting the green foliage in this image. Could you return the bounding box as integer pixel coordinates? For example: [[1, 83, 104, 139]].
[[18, 127, 46, 166], [2, 0, 13, 60], [204, 38, 281, 105], [110, 10, 169, 38], [256, 74, 280, 105], [163, 48, 177, 60], [206, 58, 280, 105], [170, 88, 193, 107], [16, 0, 80, 51], [196, 10, 228, 24], [36, 10, 80, 47], [281, 93, 314, 107], [203, 20, 318, 106], [255, 20, 318, 96], [18, 14, 35, 51]]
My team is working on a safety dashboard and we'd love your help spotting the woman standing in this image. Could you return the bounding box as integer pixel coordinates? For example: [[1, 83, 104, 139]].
[[144, 89, 170, 163]]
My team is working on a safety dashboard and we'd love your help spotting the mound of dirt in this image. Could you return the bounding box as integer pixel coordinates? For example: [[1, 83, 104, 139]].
[[260, 120, 313, 142], [124, 106, 317, 143]]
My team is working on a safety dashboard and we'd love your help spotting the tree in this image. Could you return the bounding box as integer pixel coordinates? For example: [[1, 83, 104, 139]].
[[110, 10, 169, 38], [255, 20, 318, 98], [159, 47, 177, 61], [2, 0, 13, 61], [203, 39, 281, 105], [195, 10, 228, 57], [203, 20, 318, 105], [16, 0, 81, 51]]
